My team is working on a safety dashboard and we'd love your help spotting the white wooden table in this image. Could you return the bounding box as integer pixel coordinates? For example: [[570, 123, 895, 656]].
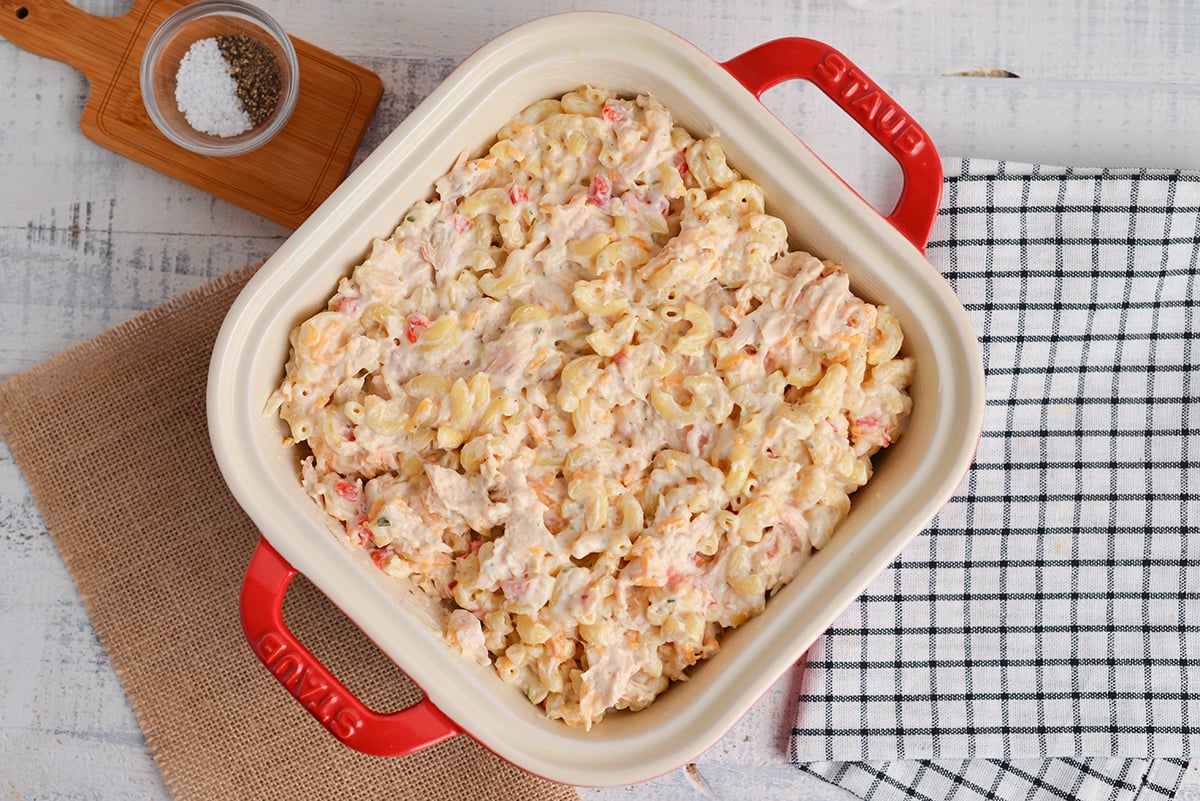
[[2, 1, 1197, 798]]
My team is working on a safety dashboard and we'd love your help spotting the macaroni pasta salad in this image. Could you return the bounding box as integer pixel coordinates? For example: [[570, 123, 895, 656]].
[[269, 87, 913, 729]]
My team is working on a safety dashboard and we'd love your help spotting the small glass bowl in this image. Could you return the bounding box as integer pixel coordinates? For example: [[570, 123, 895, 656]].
[[140, 0, 299, 156]]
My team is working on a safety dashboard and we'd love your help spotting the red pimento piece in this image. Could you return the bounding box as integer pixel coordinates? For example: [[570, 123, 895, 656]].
[[601, 103, 626, 123], [851, 415, 891, 447], [508, 184, 528, 205], [673, 149, 689, 175], [335, 480, 359, 502], [451, 213, 472, 236], [612, 348, 630, 368], [587, 174, 612, 207], [405, 313, 430, 343], [370, 548, 390, 568], [332, 296, 360, 314], [351, 515, 370, 547]]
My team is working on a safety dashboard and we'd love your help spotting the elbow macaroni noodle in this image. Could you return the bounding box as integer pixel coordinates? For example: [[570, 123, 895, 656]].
[[269, 87, 913, 729]]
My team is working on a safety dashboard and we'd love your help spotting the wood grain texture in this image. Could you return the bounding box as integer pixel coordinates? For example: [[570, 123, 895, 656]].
[[0, 0, 382, 228], [1, 1, 1198, 799]]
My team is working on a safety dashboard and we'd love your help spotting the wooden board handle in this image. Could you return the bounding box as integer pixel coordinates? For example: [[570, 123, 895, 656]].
[[0, 0, 132, 82]]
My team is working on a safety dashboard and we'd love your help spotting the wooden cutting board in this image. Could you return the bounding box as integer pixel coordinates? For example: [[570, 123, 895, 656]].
[[0, 0, 383, 228]]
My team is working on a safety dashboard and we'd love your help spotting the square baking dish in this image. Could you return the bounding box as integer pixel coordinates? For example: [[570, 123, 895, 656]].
[[209, 11, 984, 786]]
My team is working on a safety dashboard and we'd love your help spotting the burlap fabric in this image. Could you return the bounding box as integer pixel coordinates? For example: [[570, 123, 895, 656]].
[[0, 262, 578, 801]]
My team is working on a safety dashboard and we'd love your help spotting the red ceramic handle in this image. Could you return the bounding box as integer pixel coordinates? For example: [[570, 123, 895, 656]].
[[722, 38, 942, 251], [239, 537, 460, 756]]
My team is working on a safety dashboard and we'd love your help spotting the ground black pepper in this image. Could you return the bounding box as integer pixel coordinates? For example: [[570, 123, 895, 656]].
[[215, 33, 282, 126]]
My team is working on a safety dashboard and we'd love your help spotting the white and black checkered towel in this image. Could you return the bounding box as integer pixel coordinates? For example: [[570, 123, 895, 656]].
[[790, 160, 1199, 801]]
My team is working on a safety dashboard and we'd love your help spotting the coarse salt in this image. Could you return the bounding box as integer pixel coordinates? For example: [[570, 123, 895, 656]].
[[175, 37, 252, 137]]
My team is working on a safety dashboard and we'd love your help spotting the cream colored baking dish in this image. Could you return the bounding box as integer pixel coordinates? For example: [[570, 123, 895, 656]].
[[209, 11, 984, 786]]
